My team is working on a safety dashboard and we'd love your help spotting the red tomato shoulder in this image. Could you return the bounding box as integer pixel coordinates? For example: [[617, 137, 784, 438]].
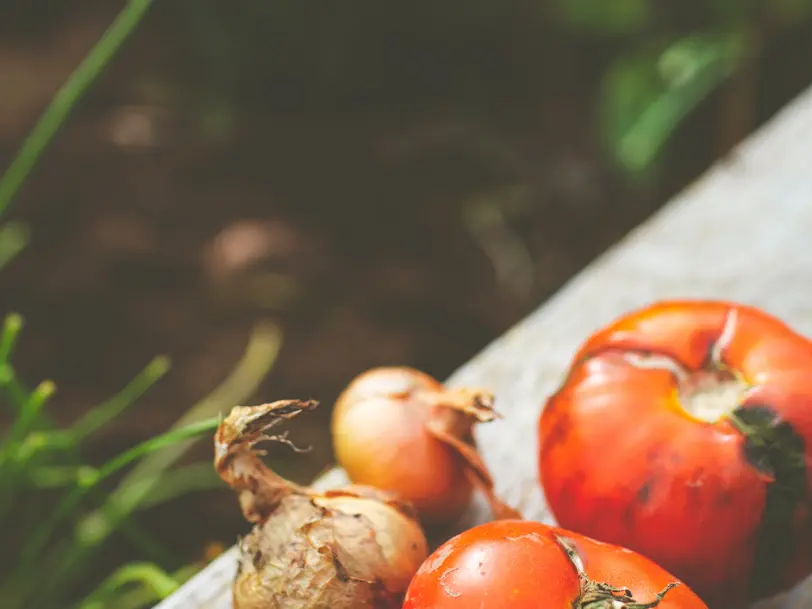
[[403, 520, 707, 609]]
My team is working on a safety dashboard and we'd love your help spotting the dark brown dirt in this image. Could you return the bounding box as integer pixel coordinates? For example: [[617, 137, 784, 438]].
[[1, 0, 811, 600]]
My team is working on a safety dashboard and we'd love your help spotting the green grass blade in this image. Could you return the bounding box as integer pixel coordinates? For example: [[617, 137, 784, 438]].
[[601, 29, 747, 173], [0, 0, 157, 221], [0, 222, 30, 271], [14, 418, 219, 585], [0, 313, 24, 366], [75, 563, 198, 609], [93, 418, 220, 484], [0, 366, 31, 409], [120, 461, 222, 511], [552, 0, 652, 35], [0, 314, 26, 416], [2, 357, 184, 600], [25, 323, 282, 607], [75, 562, 180, 609], [28, 460, 221, 504], [105, 322, 282, 512], [13, 356, 170, 468], [25, 464, 94, 488], [0, 379, 57, 514], [78, 583, 160, 609], [14, 429, 76, 463], [71, 355, 171, 441], [0, 380, 56, 468]]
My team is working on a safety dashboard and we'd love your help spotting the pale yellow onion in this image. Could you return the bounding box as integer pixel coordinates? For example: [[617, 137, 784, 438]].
[[331, 366, 522, 524]]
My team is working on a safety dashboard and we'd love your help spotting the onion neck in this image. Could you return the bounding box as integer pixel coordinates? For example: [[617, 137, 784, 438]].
[[214, 399, 316, 523]]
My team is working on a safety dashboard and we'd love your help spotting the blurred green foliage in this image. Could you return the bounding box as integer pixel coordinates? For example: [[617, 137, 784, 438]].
[[0, 323, 279, 608], [551, 0, 653, 35], [0, 2, 282, 607], [601, 30, 746, 172], [170, 0, 812, 174], [552, 0, 812, 173]]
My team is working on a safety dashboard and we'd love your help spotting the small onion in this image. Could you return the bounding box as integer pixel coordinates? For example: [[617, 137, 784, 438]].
[[331, 367, 520, 525], [214, 399, 429, 609]]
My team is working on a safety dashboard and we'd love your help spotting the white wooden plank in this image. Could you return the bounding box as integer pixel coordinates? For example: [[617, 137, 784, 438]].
[[155, 83, 812, 609]]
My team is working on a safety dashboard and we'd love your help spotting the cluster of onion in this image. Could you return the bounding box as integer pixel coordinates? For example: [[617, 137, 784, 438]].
[[214, 367, 517, 608]]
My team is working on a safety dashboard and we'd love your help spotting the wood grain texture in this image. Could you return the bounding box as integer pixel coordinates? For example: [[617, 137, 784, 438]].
[[154, 84, 812, 609]]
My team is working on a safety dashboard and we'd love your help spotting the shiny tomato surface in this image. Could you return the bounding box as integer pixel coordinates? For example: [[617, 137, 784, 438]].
[[539, 300, 812, 608], [403, 520, 707, 609]]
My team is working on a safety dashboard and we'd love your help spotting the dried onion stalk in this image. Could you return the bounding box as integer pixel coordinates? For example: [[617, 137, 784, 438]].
[[215, 399, 429, 609]]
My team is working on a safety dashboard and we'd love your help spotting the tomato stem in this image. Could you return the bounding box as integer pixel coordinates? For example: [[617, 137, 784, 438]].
[[554, 535, 680, 609]]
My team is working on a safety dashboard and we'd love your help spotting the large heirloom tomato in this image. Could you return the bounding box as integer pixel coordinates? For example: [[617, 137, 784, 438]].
[[539, 300, 812, 608], [403, 519, 707, 609]]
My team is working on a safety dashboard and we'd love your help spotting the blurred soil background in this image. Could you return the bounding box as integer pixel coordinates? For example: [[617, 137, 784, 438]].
[[2, 0, 812, 601]]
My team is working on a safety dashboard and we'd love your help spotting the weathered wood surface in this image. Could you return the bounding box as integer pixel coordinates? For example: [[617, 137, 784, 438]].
[[154, 83, 812, 609]]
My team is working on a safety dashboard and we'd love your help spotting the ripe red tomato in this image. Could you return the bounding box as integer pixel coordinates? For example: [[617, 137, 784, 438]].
[[403, 519, 707, 609], [539, 300, 812, 608]]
